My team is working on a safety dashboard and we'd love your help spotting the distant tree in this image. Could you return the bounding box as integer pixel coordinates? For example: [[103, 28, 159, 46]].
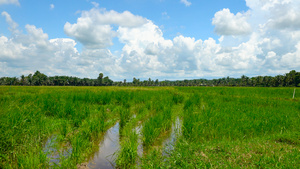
[[155, 79, 159, 86], [241, 75, 248, 86], [286, 70, 297, 86], [1, 70, 300, 87], [103, 76, 113, 86], [97, 73, 104, 86], [31, 71, 47, 86], [20, 75, 26, 86], [133, 77, 138, 86], [295, 72, 300, 87]]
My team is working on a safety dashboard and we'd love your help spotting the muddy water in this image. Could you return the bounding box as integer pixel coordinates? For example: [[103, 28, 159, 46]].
[[162, 117, 182, 156], [87, 122, 120, 169]]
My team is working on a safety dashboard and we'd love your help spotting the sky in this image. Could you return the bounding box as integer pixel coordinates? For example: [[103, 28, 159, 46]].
[[0, 0, 299, 81]]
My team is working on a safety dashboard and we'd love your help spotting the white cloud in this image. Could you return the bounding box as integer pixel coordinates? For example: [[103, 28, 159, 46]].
[[0, 12, 125, 79], [180, 0, 191, 7], [2, 1, 300, 80], [0, 13, 81, 77], [245, 0, 295, 11], [114, 0, 300, 79], [0, 0, 19, 5], [64, 8, 147, 49], [91, 2, 99, 8], [117, 22, 220, 78], [50, 4, 54, 10], [64, 22, 115, 49], [212, 8, 252, 36], [281, 42, 300, 69], [265, 1, 300, 30], [1, 11, 19, 34]]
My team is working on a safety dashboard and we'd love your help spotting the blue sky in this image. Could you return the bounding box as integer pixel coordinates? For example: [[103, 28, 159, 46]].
[[1, 0, 249, 43], [0, 0, 299, 81]]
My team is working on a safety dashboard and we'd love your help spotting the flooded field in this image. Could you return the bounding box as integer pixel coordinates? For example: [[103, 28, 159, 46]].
[[43, 136, 72, 168], [0, 86, 299, 168], [162, 117, 182, 156], [87, 122, 120, 169]]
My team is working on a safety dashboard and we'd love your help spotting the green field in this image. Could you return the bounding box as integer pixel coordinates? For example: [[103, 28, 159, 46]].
[[0, 86, 299, 168]]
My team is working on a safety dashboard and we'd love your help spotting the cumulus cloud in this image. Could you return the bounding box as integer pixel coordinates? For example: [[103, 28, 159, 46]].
[[0, 0, 19, 5], [0, 11, 124, 78], [281, 42, 300, 69], [264, 1, 300, 30], [117, 21, 172, 76], [2, 1, 300, 80], [180, 0, 191, 7], [115, 0, 300, 78], [0, 13, 80, 77], [64, 8, 147, 49], [212, 8, 252, 36]]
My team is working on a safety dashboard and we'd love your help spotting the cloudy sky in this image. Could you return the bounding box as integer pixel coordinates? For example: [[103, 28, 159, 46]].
[[0, 0, 299, 81]]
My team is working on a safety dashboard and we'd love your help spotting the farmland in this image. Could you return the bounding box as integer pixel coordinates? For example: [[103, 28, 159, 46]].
[[0, 86, 299, 168]]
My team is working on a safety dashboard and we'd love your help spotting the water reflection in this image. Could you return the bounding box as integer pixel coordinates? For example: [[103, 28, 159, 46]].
[[162, 117, 182, 156], [88, 122, 120, 169], [135, 125, 143, 157], [43, 135, 72, 168]]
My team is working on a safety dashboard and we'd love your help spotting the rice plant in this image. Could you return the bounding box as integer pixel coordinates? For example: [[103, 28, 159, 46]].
[[0, 86, 299, 168]]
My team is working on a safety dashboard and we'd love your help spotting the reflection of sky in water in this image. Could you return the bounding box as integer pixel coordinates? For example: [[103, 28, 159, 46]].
[[43, 117, 181, 168], [88, 122, 120, 169], [162, 117, 182, 156], [136, 117, 182, 158], [135, 125, 143, 157], [43, 135, 72, 167]]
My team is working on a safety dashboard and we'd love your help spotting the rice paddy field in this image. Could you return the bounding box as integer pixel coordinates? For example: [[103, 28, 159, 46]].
[[0, 86, 299, 168]]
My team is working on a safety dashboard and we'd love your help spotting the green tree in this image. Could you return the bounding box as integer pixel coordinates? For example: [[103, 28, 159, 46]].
[[32, 71, 47, 86], [97, 73, 103, 86], [103, 76, 113, 86]]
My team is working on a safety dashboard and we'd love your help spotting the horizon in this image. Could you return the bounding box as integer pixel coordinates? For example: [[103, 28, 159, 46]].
[[0, 0, 299, 81], [1, 70, 297, 83]]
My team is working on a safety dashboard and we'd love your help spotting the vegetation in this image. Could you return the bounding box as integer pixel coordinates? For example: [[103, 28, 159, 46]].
[[143, 106, 172, 148], [0, 71, 113, 86], [1, 70, 300, 87], [0, 86, 299, 168]]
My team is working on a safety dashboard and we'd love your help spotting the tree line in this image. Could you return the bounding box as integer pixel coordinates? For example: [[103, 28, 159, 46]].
[[0, 71, 113, 86], [0, 70, 299, 87]]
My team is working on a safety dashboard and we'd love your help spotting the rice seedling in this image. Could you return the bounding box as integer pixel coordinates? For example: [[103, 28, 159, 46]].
[[119, 108, 131, 129], [116, 129, 138, 168], [0, 86, 299, 168], [143, 106, 173, 148]]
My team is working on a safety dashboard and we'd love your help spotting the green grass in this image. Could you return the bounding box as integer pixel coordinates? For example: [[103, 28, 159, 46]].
[[116, 128, 139, 168], [0, 86, 299, 168], [142, 106, 172, 148]]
